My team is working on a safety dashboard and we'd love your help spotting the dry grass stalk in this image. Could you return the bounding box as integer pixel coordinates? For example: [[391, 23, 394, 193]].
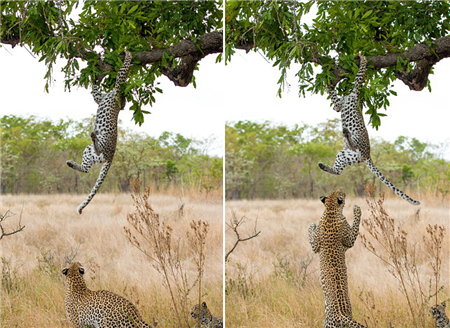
[[188, 220, 210, 328], [124, 186, 191, 327], [225, 210, 261, 262], [0, 209, 25, 241], [360, 184, 446, 328], [357, 289, 380, 327], [272, 253, 314, 289], [125, 181, 212, 328], [424, 223, 446, 326]]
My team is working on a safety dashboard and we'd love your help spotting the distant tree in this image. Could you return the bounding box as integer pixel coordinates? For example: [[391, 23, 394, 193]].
[[0, 115, 70, 193], [225, 120, 449, 200], [226, 1, 450, 128], [0, 115, 223, 194], [1, 1, 223, 124]]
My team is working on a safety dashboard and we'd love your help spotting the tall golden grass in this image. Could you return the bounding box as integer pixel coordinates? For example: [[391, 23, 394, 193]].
[[225, 194, 449, 328], [1, 191, 223, 328]]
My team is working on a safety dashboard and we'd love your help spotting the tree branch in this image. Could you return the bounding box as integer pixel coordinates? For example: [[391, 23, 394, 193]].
[[225, 210, 261, 262], [0, 35, 21, 48], [235, 35, 450, 90], [135, 32, 223, 65], [0, 209, 25, 241], [94, 32, 223, 86], [1, 32, 223, 87], [321, 36, 450, 90]]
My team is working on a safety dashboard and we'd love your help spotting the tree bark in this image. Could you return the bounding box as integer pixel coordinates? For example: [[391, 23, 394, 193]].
[[1, 32, 223, 87], [235, 35, 450, 91], [99, 32, 222, 86]]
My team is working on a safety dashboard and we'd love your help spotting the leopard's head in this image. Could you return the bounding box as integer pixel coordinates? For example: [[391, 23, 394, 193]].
[[191, 301, 211, 321], [431, 301, 447, 320], [320, 189, 346, 212]]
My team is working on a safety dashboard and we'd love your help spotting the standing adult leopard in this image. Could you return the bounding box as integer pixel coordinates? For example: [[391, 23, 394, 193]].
[[431, 302, 450, 328], [318, 55, 420, 205], [62, 262, 151, 328], [190, 301, 223, 328], [66, 50, 133, 214], [308, 189, 367, 328]]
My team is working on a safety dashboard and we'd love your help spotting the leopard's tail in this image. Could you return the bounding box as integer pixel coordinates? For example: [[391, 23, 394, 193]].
[[77, 161, 111, 214], [365, 158, 420, 205]]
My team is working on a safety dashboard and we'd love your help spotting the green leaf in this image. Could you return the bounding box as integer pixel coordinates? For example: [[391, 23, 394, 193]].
[[361, 9, 372, 19], [128, 4, 139, 14]]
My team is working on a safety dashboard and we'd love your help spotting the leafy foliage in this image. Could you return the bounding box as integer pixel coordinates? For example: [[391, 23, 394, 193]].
[[225, 1, 450, 128], [1, 1, 222, 124], [0, 115, 222, 195], [225, 120, 450, 200]]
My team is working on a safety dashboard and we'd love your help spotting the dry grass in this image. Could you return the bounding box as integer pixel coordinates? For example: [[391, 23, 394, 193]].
[[225, 195, 449, 328], [1, 192, 223, 328]]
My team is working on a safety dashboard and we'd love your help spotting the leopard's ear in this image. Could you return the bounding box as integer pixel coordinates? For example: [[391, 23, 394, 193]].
[[79, 267, 85, 275], [320, 196, 326, 204], [62, 268, 68, 275], [442, 301, 447, 308], [338, 196, 344, 205], [202, 301, 207, 308]]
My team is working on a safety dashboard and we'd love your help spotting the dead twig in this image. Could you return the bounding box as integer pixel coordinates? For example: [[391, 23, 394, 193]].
[[225, 210, 261, 261], [0, 209, 25, 241]]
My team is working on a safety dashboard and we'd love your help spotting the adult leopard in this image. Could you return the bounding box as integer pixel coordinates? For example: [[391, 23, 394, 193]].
[[66, 50, 133, 214], [62, 262, 151, 328], [190, 301, 223, 328], [308, 189, 367, 328], [319, 55, 420, 205]]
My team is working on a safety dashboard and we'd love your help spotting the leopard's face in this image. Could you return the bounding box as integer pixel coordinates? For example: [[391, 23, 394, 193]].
[[191, 301, 212, 323], [431, 302, 449, 325]]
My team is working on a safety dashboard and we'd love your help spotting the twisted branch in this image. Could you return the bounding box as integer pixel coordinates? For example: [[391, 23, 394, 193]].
[[225, 210, 261, 262]]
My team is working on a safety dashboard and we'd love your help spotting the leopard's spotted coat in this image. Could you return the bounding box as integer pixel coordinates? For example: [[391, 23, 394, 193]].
[[66, 51, 132, 214]]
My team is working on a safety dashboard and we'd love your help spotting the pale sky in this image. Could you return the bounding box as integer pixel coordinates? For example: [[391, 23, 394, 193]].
[[1, 36, 449, 159]]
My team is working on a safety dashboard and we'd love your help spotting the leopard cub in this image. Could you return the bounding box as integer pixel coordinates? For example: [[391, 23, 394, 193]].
[[431, 302, 450, 328], [190, 301, 223, 328]]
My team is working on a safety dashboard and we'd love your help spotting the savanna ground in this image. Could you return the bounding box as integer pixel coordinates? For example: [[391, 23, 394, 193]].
[[1, 190, 223, 328], [225, 192, 449, 328]]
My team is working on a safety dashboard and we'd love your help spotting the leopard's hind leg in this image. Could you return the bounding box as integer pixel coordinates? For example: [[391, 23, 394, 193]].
[[318, 148, 362, 175], [66, 145, 105, 173]]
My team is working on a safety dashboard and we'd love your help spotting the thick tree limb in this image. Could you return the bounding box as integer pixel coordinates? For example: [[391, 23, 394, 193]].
[[236, 35, 450, 91], [134, 32, 223, 65], [0, 35, 21, 48], [96, 32, 222, 86], [322, 36, 450, 90], [1, 32, 223, 87]]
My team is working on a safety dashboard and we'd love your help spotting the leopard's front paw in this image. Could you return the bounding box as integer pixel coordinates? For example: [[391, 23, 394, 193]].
[[308, 223, 317, 239], [66, 160, 76, 169]]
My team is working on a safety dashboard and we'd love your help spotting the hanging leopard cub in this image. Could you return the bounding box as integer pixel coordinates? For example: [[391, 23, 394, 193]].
[[319, 55, 420, 205], [66, 50, 132, 214]]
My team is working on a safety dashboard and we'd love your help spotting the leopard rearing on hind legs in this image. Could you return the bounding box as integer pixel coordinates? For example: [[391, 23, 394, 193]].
[[318, 55, 420, 205], [308, 189, 367, 328], [66, 50, 132, 214]]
